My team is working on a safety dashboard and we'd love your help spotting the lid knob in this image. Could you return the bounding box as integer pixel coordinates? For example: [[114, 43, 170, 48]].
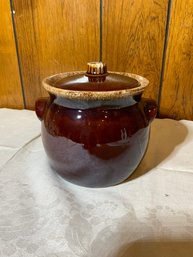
[[87, 62, 107, 75]]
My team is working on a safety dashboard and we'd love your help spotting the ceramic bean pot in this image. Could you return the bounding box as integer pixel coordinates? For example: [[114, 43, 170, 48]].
[[35, 62, 157, 187]]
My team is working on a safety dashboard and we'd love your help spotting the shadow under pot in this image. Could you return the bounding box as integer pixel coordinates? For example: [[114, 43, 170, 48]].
[[35, 62, 157, 187]]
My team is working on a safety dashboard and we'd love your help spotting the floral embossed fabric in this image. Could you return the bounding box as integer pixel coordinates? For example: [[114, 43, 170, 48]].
[[1, 109, 193, 257]]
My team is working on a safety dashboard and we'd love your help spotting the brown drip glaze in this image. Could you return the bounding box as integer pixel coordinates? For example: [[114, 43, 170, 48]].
[[54, 73, 139, 91], [35, 64, 157, 187]]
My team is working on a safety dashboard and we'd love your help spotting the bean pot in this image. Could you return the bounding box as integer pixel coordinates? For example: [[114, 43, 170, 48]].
[[35, 62, 157, 187]]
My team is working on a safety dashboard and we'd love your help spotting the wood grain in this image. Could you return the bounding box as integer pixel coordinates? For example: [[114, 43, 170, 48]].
[[0, 1, 23, 108], [102, 0, 169, 101], [160, 0, 193, 120], [12, 0, 100, 109]]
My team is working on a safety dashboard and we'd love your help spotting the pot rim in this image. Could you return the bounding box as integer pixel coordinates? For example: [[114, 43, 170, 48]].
[[42, 71, 149, 101]]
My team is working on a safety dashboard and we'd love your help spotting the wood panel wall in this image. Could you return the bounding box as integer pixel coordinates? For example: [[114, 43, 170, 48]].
[[159, 0, 193, 120], [12, 0, 100, 109], [0, 0, 23, 108], [103, 0, 168, 100], [0, 0, 193, 120]]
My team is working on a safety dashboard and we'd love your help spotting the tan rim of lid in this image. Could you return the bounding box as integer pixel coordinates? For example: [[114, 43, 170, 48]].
[[42, 69, 149, 101]]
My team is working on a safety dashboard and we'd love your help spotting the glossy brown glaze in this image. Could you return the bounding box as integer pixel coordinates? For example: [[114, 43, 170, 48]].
[[54, 73, 139, 91], [36, 67, 157, 187], [37, 95, 157, 187]]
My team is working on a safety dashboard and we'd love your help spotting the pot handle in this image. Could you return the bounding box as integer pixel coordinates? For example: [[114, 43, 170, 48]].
[[143, 99, 157, 123], [35, 97, 49, 121]]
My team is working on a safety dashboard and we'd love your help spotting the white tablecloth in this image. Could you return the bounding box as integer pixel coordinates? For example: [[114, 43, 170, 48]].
[[0, 108, 193, 257]]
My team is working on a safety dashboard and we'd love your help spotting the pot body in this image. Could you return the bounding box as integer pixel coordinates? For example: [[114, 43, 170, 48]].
[[36, 94, 157, 187]]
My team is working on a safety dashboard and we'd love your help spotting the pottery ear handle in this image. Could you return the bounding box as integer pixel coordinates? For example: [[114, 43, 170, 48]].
[[35, 97, 49, 121], [143, 99, 157, 123]]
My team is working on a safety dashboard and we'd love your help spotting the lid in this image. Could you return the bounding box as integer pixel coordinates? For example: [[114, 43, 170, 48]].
[[42, 62, 149, 100]]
